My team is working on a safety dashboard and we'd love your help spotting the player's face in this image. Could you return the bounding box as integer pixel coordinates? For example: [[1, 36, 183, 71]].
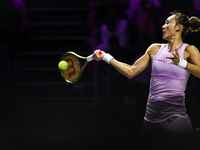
[[162, 15, 177, 40]]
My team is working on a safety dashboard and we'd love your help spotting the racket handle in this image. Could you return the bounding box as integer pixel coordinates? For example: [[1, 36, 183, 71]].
[[87, 50, 102, 62], [87, 54, 93, 62]]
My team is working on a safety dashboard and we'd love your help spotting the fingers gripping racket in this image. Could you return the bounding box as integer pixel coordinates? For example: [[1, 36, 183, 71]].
[[58, 51, 102, 83]]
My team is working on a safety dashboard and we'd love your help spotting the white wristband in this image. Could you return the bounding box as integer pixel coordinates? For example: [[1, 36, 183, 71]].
[[103, 53, 114, 64], [177, 58, 187, 69]]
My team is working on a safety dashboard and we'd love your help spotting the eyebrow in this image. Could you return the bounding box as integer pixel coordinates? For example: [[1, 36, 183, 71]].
[[165, 20, 169, 23]]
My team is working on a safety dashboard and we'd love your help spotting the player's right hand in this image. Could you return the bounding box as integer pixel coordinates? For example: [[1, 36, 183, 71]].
[[92, 49, 105, 61]]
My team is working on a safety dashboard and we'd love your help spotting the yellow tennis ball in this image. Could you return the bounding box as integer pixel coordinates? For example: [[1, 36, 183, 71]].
[[58, 61, 68, 70]]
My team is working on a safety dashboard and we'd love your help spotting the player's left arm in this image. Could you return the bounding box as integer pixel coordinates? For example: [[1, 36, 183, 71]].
[[185, 45, 200, 78]]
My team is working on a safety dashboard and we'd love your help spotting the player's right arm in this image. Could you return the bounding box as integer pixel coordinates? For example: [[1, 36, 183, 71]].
[[93, 44, 160, 79], [109, 46, 152, 79], [110, 53, 150, 79]]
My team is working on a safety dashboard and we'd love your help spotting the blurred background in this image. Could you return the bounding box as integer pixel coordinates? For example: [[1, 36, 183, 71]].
[[0, 0, 200, 149]]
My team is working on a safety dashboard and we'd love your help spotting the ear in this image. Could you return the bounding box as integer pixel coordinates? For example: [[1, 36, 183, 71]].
[[175, 24, 182, 31]]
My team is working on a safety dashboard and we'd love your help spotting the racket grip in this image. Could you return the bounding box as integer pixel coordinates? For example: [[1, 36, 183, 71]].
[[87, 50, 102, 62], [87, 54, 93, 62]]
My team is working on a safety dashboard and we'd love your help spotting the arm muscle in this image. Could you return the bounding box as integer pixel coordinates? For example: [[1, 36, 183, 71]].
[[110, 44, 159, 78]]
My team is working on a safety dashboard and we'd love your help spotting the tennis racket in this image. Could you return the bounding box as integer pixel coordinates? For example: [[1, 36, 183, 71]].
[[58, 51, 102, 83]]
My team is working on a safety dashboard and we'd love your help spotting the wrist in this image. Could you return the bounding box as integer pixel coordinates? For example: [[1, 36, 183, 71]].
[[177, 58, 188, 69], [103, 53, 114, 64]]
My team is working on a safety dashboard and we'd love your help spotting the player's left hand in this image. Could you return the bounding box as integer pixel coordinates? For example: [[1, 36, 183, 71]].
[[166, 47, 180, 65]]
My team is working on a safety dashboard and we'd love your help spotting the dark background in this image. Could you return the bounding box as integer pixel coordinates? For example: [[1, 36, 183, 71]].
[[0, 0, 200, 149]]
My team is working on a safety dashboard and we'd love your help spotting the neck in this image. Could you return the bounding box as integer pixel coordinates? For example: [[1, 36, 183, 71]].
[[168, 36, 183, 50]]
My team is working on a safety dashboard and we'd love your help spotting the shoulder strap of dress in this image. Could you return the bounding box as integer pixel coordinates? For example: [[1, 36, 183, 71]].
[[179, 43, 188, 58]]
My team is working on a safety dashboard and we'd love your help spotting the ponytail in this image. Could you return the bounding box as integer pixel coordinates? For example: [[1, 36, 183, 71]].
[[188, 16, 200, 33], [171, 11, 200, 39]]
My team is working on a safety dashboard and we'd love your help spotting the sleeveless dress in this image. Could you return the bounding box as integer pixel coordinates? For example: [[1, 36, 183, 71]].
[[144, 43, 190, 123]]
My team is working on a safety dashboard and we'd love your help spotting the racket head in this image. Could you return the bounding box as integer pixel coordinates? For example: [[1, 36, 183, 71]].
[[59, 51, 87, 83]]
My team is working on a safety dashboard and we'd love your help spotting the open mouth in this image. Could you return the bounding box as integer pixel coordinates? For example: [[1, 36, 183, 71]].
[[162, 31, 165, 36]]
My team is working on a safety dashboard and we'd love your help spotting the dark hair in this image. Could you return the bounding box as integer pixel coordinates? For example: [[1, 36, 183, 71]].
[[171, 11, 200, 39]]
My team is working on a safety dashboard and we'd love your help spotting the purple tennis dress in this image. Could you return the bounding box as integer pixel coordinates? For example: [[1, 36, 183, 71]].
[[144, 42, 190, 123], [140, 43, 195, 148]]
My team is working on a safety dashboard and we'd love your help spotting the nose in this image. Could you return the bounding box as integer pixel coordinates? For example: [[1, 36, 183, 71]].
[[162, 24, 166, 29]]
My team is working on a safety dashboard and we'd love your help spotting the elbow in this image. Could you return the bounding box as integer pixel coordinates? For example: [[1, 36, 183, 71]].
[[198, 70, 200, 78], [126, 74, 133, 79], [197, 74, 200, 79], [126, 70, 134, 79], [193, 66, 200, 78], [192, 73, 200, 79], [194, 69, 200, 78], [127, 76, 133, 79]]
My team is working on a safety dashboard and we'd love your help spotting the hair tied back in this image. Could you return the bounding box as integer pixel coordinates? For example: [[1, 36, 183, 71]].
[[188, 16, 200, 33]]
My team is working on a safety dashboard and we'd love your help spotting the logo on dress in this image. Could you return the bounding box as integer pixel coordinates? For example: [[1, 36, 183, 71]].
[[154, 59, 165, 62]]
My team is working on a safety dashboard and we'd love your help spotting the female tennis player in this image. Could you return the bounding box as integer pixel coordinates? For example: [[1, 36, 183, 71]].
[[92, 11, 200, 147]]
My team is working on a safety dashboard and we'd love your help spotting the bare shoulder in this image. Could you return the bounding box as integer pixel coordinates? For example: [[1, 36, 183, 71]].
[[185, 44, 200, 64], [185, 44, 199, 53], [149, 43, 161, 49], [185, 44, 200, 58], [146, 43, 161, 58]]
